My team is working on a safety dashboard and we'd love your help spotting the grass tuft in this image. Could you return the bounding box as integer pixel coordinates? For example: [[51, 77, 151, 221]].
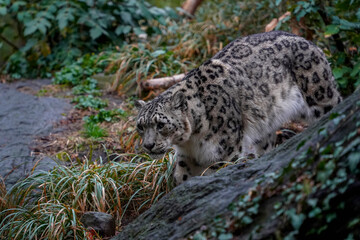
[[0, 153, 175, 239]]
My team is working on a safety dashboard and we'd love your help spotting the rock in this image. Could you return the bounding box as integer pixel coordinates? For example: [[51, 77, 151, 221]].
[[0, 81, 71, 189], [112, 88, 360, 240], [81, 211, 116, 237]]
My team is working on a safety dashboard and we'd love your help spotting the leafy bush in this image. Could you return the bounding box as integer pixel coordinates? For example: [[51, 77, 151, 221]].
[[53, 53, 107, 87], [277, 0, 360, 95], [0, 0, 177, 78]]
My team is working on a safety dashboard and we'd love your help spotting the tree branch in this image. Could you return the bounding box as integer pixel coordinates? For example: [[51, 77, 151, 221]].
[[0, 34, 19, 50], [141, 74, 186, 90]]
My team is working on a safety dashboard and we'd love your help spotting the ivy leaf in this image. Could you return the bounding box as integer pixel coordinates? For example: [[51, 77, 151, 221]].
[[218, 233, 233, 240], [348, 152, 360, 172], [287, 209, 306, 230]]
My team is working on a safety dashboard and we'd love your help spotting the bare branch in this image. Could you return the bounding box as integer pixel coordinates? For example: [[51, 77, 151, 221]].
[[141, 74, 186, 90]]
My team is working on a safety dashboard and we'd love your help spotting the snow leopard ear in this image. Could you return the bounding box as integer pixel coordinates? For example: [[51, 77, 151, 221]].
[[171, 91, 186, 110], [134, 100, 146, 110]]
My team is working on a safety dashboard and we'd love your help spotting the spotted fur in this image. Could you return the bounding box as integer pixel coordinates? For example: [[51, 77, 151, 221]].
[[135, 31, 342, 185]]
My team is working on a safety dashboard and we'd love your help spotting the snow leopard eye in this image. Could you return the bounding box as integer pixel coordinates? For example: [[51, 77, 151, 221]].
[[157, 122, 165, 130], [137, 124, 144, 132]]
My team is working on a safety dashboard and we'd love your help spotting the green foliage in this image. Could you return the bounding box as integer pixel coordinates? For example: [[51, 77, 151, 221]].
[[84, 109, 128, 125], [0, 0, 177, 78], [83, 122, 108, 139], [0, 153, 175, 239], [53, 54, 106, 87], [54, 54, 109, 111], [72, 95, 108, 110], [278, 0, 360, 95]]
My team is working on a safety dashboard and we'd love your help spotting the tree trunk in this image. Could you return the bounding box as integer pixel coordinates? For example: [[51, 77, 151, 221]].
[[112, 88, 360, 240], [181, 0, 204, 16]]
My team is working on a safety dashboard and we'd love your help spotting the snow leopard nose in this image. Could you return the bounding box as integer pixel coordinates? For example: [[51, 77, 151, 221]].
[[144, 142, 155, 151]]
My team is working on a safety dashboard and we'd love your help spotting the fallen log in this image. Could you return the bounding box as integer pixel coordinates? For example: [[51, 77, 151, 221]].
[[140, 73, 186, 91]]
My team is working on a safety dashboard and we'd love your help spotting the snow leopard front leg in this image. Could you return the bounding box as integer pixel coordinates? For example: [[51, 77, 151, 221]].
[[173, 152, 216, 185], [253, 132, 277, 156], [173, 153, 193, 185]]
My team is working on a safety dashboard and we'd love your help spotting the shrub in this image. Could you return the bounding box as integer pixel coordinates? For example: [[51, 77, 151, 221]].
[[277, 0, 360, 96], [0, 0, 177, 78]]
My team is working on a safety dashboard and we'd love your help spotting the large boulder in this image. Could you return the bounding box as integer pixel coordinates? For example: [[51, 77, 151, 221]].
[[81, 212, 116, 237], [113, 88, 360, 240]]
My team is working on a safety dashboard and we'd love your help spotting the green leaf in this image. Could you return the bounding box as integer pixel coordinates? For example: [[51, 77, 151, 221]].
[[241, 216, 253, 224], [151, 50, 166, 58], [287, 209, 306, 230], [193, 233, 207, 240], [333, 67, 346, 79], [138, 1, 153, 20], [115, 25, 131, 35], [24, 22, 38, 36], [348, 152, 360, 172], [57, 7, 76, 30], [326, 212, 337, 223], [0, 6, 7, 15], [156, 16, 166, 25], [218, 233, 233, 240], [275, 0, 282, 6], [350, 62, 360, 77], [325, 25, 340, 35], [120, 11, 134, 25], [9, 1, 26, 12], [90, 26, 103, 40], [133, 27, 145, 36], [38, 18, 51, 34], [307, 198, 318, 207]]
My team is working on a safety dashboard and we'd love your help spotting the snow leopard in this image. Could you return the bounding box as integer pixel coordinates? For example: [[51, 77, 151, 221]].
[[135, 31, 342, 185]]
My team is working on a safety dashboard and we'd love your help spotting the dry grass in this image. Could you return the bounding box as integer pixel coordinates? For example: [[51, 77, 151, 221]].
[[0, 152, 175, 239]]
